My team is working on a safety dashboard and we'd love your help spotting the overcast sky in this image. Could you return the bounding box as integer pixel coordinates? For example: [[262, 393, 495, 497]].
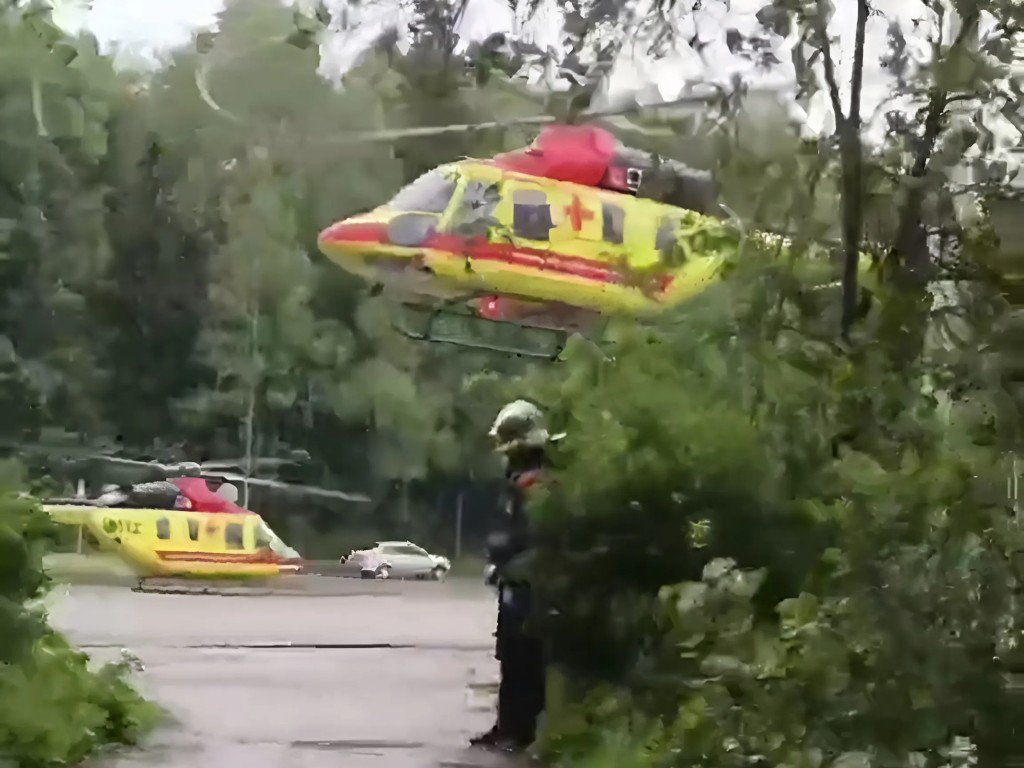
[[51, 0, 221, 55], [46, 0, 1019, 148]]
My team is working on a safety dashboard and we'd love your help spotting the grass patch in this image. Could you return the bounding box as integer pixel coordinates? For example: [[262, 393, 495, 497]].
[[43, 553, 138, 583]]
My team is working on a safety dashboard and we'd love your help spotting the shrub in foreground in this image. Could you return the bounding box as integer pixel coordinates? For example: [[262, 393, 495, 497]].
[[0, 473, 159, 767], [522, 285, 1018, 768]]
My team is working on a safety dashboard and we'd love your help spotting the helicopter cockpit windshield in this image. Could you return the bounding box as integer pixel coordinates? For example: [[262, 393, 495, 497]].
[[256, 518, 300, 560], [385, 171, 457, 214]]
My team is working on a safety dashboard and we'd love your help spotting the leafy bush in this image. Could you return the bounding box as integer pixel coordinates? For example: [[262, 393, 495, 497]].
[[0, 636, 159, 768], [0, 466, 159, 767], [524, 275, 1020, 767]]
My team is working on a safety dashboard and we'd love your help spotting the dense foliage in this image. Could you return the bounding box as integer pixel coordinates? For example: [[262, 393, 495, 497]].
[[527, 273, 1020, 767], [0, 0, 545, 557], [1, 0, 1023, 765], [0, 463, 158, 766], [502, 2, 1024, 766]]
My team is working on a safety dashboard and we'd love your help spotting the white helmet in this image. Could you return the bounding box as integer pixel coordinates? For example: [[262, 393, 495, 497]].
[[489, 400, 565, 454]]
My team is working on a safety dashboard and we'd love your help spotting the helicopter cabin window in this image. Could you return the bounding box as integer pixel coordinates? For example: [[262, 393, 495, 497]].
[[512, 189, 555, 241], [602, 203, 625, 245], [156, 516, 171, 540], [452, 180, 501, 237], [187, 518, 200, 542], [225, 522, 244, 550], [386, 171, 457, 214]]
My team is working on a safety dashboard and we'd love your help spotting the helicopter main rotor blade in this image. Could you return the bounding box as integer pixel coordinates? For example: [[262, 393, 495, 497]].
[[194, 47, 723, 146], [205, 472, 371, 503], [200, 458, 297, 472], [312, 93, 724, 145]]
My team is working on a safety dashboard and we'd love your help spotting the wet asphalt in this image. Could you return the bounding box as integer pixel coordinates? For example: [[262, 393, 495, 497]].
[[49, 579, 515, 768]]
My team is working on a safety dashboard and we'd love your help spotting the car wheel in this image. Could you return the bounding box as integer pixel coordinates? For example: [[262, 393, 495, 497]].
[[431, 566, 447, 582], [375, 565, 391, 580]]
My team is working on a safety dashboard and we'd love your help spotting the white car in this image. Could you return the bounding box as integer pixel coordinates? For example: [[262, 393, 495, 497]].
[[342, 541, 451, 581]]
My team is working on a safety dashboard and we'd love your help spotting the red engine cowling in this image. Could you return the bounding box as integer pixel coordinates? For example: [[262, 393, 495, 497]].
[[491, 124, 643, 194], [170, 477, 247, 514]]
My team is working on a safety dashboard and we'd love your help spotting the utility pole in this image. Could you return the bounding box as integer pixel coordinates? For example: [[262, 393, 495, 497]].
[[455, 490, 464, 559], [76, 479, 85, 553], [1012, 454, 1021, 519]]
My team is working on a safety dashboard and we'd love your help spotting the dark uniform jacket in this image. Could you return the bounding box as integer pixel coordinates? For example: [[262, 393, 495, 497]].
[[486, 447, 545, 657]]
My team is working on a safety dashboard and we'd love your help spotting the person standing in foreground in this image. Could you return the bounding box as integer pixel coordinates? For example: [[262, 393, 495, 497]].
[[471, 400, 564, 752]]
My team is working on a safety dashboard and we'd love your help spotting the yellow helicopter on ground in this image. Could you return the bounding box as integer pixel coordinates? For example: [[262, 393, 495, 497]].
[[43, 458, 369, 579], [318, 123, 873, 358]]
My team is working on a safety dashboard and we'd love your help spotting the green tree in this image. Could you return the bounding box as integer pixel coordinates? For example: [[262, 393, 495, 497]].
[[461, 1, 1024, 765], [0, 4, 123, 443], [0, 462, 158, 766], [114, 0, 542, 545]]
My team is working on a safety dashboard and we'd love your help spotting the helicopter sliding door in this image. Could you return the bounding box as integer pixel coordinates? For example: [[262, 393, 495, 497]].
[[508, 181, 558, 248], [480, 179, 618, 313], [570, 193, 631, 268]]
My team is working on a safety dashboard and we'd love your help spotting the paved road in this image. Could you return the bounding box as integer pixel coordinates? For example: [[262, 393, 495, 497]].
[[49, 580, 511, 768]]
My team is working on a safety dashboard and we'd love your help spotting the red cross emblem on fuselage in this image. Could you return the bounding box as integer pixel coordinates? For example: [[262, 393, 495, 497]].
[[563, 195, 594, 232]]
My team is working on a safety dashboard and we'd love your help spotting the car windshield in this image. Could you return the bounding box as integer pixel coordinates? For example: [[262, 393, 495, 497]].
[[385, 171, 457, 214]]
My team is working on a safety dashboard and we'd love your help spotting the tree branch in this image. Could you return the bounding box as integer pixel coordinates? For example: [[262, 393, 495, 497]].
[[807, 0, 870, 342], [837, 0, 869, 340], [848, 1, 867, 131], [944, 93, 981, 106], [891, 8, 981, 277], [812, 1, 846, 126]]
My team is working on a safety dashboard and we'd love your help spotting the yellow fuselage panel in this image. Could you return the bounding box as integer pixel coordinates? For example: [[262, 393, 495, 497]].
[[317, 161, 873, 316], [45, 505, 287, 579]]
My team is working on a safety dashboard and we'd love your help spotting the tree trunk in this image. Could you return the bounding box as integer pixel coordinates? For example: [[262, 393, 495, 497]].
[[878, 10, 981, 371], [814, 0, 868, 340]]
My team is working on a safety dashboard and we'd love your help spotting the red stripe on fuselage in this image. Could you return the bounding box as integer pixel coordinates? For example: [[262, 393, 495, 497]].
[[319, 221, 624, 285], [426, 234, 622, 284], [156, 551, 280, 564], [319, 221, 389, 244]]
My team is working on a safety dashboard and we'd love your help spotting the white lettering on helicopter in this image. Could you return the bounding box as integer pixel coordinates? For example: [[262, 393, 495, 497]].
[[101, 517, 142, 536]]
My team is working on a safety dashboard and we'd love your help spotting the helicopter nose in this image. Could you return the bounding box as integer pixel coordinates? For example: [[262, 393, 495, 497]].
[[317, 220, 389, 252]]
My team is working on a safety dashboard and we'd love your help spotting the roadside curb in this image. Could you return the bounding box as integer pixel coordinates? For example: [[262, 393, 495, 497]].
[[48, 573, 141, 588], [48, 573, 476, 597]]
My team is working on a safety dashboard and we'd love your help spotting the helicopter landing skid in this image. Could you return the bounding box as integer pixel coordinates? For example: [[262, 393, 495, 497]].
[[391, 298, 587, 360]]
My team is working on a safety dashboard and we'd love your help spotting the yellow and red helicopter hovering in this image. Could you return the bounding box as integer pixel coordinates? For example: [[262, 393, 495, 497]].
[[317, 123, 871, 357]]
